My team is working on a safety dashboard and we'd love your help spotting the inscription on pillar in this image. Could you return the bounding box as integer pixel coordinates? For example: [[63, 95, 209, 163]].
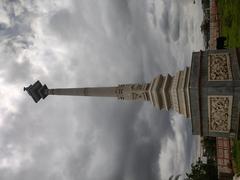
[[208, 53, 232, 81], [208, 96, 233, 133]]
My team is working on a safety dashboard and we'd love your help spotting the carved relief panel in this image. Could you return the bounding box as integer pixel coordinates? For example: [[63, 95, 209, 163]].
[[208, 96, 233, 133], [208, 53, 232, 81], [116, 84, 150, 101]]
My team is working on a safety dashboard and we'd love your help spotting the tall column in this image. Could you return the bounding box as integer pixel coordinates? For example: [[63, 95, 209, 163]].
[[48, 87, 117, 97], [47, 84, 150, 101], [24, 81, 150, 103], [24, 49, 240, 140], [24, 69, 191, 118]]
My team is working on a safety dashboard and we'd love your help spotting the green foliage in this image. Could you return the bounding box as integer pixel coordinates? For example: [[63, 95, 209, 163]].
[[202, 137, 216, 159], [218, 0, 240, 48], [185, 158, 218, 180], [224, 13, 233, 28], [201, 0, 210, 9], [201, 0, 210, 48], [218, 0, 240, 170], [218, 0, 240, 171], [186, 159, 207, 180], [233, 140, 240, 173]]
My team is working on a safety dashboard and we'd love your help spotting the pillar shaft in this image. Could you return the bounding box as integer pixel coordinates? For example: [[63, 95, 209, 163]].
[[48, 87, 117, 97]]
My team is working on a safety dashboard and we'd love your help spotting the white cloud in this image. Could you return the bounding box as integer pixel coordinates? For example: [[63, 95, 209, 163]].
[[0, 0, 204, 179], [159, 112, 193, 180], [0, 9, 10, 27]]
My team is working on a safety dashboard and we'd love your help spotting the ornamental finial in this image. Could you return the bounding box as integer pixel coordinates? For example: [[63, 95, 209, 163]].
[[24, 81, 48, 103]]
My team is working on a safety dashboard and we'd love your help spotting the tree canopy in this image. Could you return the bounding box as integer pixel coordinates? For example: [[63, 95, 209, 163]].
[[185, 158, 218, 180]]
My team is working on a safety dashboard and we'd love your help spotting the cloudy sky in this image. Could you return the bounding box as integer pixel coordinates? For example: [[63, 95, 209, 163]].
[[0, 0, 204, 179]]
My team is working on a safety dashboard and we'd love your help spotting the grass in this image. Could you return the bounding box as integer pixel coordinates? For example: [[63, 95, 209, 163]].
[[217, 0, 240, 173], [232, 140, 240, 173], [217, 0, 240, 48]]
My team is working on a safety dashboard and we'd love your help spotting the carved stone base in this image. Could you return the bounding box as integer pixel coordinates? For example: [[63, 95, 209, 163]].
[[208, 96, 233, 132], [208, 53, 232, 81]]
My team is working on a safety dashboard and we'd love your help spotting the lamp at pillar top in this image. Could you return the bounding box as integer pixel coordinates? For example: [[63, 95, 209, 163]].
[[24, 80, 48, 103]]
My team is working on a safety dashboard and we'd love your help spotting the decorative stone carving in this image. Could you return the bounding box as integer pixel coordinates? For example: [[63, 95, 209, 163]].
[[116, 84, 150, 100], [170, 72, 180, 112], [208, 96, 233, 132], [208, 53, 232, 81]]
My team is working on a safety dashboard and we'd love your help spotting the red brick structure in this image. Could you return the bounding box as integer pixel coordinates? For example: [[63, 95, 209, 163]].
[[209, 0, 220, 49], [216, 137, 233, 179]]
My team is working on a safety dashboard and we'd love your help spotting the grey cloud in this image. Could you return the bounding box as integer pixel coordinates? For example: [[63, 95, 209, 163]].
[[4, 57, 32, 83], [49, 9, 75, 40], [0, 1, 35, 84], [0, 37, 34, 83], [0, 23, 8, 31], [159, 1, 171, 42], [64, 102, 174, 180], [171, 3, 181, 42], [159, 0, 188, 42], [0, 0, 203, 180], [0, 99, 169, 180]]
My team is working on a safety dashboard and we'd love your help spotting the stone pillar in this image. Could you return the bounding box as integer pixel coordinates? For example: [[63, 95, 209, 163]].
[[48, 87, 117, 97], [24, 82, 151, 103], [24, 72, 192, 118], [24, 48, 240, 140]]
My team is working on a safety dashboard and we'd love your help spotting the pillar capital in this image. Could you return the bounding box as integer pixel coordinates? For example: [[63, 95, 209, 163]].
[[24, 81, 48, 103]]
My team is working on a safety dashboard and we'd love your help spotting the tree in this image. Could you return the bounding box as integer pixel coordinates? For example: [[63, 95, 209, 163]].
[[185, 158, 218, 180], [202, 137, 216, 159]]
